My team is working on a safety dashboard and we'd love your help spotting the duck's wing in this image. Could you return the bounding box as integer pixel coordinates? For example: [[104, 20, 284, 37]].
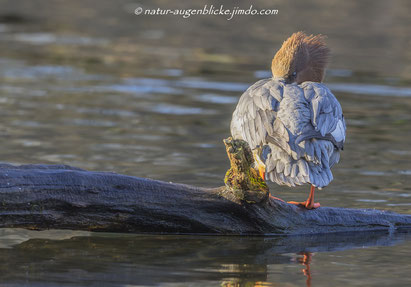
[[298, 82, 346, 149], [231, 79, 346, 188], [265, 82, 346, 188], [230, 78, 283, 150]]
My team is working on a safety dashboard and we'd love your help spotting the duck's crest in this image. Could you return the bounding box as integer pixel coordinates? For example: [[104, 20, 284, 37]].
[[272, 31, 330, 83]]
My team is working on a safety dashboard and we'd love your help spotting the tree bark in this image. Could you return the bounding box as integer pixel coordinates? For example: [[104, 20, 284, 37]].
[[0, 161, 410, 235]]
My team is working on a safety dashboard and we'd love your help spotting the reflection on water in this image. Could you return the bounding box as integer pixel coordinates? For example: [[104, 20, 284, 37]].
[[0, 0, 410, 286], [297, 252, 313, 287], [0, 229, 410, 287]]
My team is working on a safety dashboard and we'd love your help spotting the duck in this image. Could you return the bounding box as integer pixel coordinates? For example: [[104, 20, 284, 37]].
[[230, 32, 346, 209]]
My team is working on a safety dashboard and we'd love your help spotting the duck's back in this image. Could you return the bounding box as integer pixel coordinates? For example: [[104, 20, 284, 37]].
[[230, 78, 346, 188]]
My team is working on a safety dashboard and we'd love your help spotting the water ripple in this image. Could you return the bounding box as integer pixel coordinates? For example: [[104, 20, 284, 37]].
[[11, 33, 108, 46], [176, 77, 249, 92], [149, 104, 216, 115], [327, 83, 411, 97], [62, 118, 117, 127], [195, 93, 238, 104], [97, 84, 182, 95]]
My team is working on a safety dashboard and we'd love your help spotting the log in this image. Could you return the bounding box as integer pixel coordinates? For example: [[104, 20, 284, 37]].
[[0, 160, 410, 235]]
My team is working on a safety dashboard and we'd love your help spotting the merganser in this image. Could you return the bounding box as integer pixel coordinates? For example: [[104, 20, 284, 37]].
[[230, 32, 346, 209]]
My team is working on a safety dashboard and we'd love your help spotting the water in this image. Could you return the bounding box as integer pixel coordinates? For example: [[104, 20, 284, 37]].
[[1, 229, 411, 287], [0, 0, 410, 286]]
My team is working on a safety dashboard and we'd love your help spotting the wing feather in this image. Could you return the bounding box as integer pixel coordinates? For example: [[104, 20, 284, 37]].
[[230, 79, 345, 188]]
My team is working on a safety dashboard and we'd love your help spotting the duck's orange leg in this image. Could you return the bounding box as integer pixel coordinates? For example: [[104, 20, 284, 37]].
[[256, 164, 286, 203], [288, 185, 321, 209], [258, 165, 265, 181]]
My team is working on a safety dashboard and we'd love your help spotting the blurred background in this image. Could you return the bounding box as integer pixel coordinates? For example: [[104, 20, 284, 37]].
[[0, 1, 410, 285], [0, 0, 409, 210]]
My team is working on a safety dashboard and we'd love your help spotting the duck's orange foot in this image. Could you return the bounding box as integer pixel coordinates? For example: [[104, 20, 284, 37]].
[[287, 201, 321, 210], [269, 194, 285, 202]]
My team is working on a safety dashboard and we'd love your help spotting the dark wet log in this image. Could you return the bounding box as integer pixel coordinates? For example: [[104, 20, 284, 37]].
[[0, 162, 411, 235]]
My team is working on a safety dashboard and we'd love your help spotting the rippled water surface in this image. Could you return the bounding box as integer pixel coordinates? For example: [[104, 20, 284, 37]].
[[0, 0, 410, 286]]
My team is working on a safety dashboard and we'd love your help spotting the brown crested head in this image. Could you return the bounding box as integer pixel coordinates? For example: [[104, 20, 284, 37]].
[[271, 31, 330, 84]]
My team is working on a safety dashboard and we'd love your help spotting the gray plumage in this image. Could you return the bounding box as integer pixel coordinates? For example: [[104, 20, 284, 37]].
[[230, 78, 346, 188]]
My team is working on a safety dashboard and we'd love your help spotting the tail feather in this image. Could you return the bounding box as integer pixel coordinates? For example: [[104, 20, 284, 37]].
[[263, 139, 337, 188]]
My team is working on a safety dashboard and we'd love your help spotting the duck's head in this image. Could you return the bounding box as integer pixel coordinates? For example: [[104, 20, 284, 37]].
[[271, 31, 330, 84]]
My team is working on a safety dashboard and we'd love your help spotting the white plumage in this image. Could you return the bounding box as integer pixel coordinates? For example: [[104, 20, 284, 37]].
[[230, 78, 346, 189]]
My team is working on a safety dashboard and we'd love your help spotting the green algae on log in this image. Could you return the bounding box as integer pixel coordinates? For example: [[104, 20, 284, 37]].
[[223, 137, 268, 203]]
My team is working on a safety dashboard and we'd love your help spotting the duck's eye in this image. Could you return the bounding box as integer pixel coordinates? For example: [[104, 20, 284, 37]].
[[292, 72, 297, 77]]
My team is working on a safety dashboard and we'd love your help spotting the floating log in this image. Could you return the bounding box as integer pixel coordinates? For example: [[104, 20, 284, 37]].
[[0, 138, 410, 235]]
